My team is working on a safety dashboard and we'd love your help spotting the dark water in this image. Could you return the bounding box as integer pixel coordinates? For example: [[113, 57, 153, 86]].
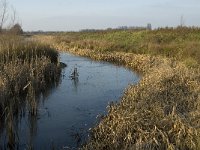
[[0, 53, 139, 149]]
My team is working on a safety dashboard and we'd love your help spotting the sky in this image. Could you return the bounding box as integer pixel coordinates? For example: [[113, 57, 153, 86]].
[[7, 0, 200, 31]]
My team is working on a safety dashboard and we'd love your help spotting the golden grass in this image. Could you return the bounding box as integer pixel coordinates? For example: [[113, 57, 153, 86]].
[[36, 31, 200, 150], [0, 35, 61, 111]]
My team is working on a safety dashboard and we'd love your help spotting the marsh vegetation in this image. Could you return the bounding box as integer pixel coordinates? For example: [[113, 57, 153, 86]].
[[36, 27, 200, 150], [0, 34, 61, 149], [1, 27, 200, 149]]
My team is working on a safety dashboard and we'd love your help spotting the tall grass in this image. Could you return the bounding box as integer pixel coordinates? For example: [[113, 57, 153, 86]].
[[0, 34, 61, 149], [36, 27, 200, 150]]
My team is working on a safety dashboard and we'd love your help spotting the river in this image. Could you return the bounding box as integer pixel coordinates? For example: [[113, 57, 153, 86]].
[[0, 52, 139, 149]]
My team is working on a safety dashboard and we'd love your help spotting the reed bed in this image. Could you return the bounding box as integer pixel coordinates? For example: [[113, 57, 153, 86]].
[[36, 28, 200, 150], [0, 34, 61, 149]]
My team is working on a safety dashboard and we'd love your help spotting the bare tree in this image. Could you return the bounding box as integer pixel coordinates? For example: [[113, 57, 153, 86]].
[[0, 0, 23, 34], [10, 6, 16, 26], [0, 0, 8, 31]]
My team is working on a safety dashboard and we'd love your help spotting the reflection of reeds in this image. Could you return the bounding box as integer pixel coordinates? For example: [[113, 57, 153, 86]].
[[0, 34, 61, 148], [5, 105, 17, 150], [37, 29, 200, 149]]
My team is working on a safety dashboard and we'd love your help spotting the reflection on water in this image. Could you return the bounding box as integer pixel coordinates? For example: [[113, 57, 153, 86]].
[[0, 77, 61, 149], [72, 78, 79, 93], [0, 52, 139, 149]]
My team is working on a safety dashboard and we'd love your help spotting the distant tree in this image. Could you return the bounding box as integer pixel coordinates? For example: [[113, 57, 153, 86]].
[[0, 0, 8, 32], [0, 0, 22, 34], [10, 23, 23, 34]]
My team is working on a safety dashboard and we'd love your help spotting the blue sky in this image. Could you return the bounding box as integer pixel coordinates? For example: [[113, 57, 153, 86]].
[[8, 0, 200, 31]]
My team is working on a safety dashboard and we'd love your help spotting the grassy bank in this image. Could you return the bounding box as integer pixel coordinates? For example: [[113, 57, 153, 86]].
[[51, 27, 200, 68], [36, 28, 200, 150], [0, 34, 61, 149]]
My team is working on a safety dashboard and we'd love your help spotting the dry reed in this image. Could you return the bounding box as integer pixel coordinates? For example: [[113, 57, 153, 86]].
[[0, 34, 61, 149]]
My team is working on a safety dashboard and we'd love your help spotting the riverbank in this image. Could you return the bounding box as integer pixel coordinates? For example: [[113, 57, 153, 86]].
[[36, 28, 200, 149]]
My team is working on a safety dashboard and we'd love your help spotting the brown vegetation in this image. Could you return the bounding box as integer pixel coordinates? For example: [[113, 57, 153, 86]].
[[0, 34, 61, 149], [36, 28, 200, 150]]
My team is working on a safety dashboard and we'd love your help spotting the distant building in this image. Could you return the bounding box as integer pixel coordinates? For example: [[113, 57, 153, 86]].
[[147, 23, 152, 30]]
